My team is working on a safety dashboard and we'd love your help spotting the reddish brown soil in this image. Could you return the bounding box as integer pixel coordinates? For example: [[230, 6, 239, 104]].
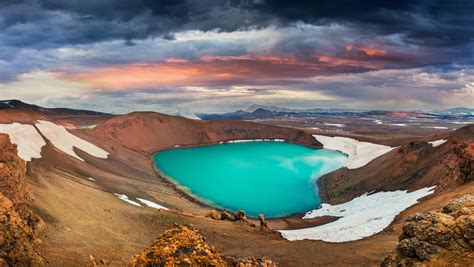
[[0, 109, 47, 124]]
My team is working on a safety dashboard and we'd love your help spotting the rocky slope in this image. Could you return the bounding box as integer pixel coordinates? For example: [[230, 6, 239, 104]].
[[0, 134, 44, 265], [93, 112, 319, 152], [382, 194, 474, 266], [319, 125, 474, 204]]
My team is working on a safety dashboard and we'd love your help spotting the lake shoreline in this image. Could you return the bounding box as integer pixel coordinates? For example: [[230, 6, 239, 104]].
[[151, 141, 347, 220]]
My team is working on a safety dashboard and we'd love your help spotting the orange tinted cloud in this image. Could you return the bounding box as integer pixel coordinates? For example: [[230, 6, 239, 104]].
[[359, 47, 386, 56], [346, 44, 387, 56], [57, 54, 387, 90]]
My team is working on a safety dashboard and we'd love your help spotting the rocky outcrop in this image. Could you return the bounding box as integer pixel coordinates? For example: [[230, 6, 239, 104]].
[[0, 134, 45, 265], [132, 225, 226, 266], [382, 194, 474, 266], [132, 225, 276, 267]]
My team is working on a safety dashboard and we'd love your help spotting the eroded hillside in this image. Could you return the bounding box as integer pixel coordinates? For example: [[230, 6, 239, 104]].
[[319, 125, 474, 204]]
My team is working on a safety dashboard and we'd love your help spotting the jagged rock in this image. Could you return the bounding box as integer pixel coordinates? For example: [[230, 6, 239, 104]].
[[131, 225, 226, 266], [206, 209, 221, 220], [221, 211, 236, 221], [382, 194, 474, 266]]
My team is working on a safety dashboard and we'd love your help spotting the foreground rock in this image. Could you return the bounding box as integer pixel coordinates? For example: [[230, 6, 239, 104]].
[[382, 194, 474, 266], [132, 225, 276, 266], [0, 134, 44, 265], [132, 225, 226, 266]]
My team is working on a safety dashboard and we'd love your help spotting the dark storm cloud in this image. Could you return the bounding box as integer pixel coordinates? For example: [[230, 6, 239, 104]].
[[252, 0, 474, 48], [0, 0, 262, 48], [0, 0, 472, 112], [1, 0, 472, 49]]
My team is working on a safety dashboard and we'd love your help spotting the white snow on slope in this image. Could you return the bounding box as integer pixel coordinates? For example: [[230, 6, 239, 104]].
[[314, 135, 394, 169], [114, 193, 142, 207], [428, 139, 447, 147], [225, 139, 285, 143], [0, 123, 46, 161], [324, 123, 345, 127], [136, 198, 169, 210], [35, 120, 109, 161], [279, 186, 435, 242], [451, 121, 472, 125]]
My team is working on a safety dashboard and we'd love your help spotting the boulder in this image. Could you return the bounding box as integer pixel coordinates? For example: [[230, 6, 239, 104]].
[[221, 211, 236, 221], [234, 210, 248, 221], [258, 214, 271, 230], [205, 209, 221, 220]]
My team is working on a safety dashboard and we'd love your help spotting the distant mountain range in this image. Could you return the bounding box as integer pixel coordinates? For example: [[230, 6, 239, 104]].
[[245, 104, 360, 113], [197, 104, 474, 120], [0, 99, 110, 116], [0, 100, 471, 120], [433, 107, 474, 115]]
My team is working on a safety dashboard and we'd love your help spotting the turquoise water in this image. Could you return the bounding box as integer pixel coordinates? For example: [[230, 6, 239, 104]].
[[153, 142, 347, 218]]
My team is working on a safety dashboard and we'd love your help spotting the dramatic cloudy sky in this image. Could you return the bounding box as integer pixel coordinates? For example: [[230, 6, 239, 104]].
[[0, 0, 473, 114]]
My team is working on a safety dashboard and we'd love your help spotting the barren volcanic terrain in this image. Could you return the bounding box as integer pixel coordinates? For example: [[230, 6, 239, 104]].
[[0, 103, 472, 266]]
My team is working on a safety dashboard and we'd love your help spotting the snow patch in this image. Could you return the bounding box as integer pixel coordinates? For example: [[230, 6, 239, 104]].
[[314, 135, 394, 169], [87, 177, 96, 181], [279, 186, 435, 242], [431, 126, 449, 130], [324, 123, 345, 128], [114, 193, 142, 207], [450, 121, 472, 125], [390, 123, 407, 127], [35, 120, 109, 161], [225, 139, 285, 143], [373, 120, 383, 125], [0, 123, 46, 161], [428, 139, 447, 147], [136, 198, 169, 210]]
